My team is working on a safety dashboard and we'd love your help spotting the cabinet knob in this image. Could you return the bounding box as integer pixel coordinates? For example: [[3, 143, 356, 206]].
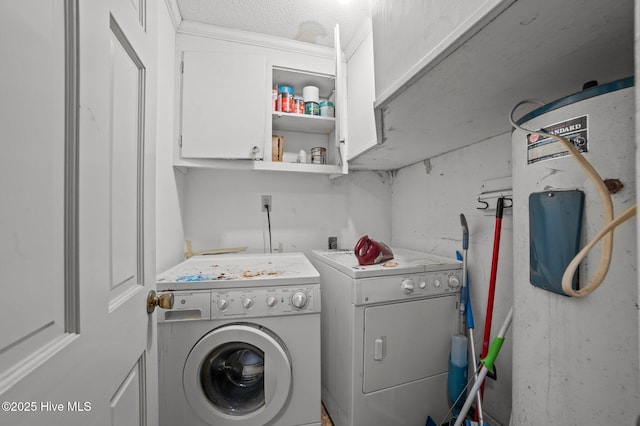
[[251, 145, 260, 155]]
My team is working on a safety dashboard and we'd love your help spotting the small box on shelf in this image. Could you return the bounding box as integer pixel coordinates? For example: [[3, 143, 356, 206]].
[[271, 135, 284, 161]]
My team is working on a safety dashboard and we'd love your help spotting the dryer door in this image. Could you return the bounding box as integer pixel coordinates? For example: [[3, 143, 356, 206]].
[[362, 294, 458, 393], [183, 324, 292, 426]]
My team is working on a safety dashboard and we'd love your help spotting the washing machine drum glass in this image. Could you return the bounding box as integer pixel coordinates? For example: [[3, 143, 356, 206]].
[[183, 324, 293, 426], [200, 342, 265, 415]]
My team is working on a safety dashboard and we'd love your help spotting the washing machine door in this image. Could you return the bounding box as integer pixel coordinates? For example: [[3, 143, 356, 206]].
[[183, 324, 292, 426]]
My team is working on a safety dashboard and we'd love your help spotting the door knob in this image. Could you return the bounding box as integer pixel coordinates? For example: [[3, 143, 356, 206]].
[[146, 290, 174, 314]]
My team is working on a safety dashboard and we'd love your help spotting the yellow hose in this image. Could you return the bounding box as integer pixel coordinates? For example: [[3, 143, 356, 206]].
[[509, 100, 636, 297]]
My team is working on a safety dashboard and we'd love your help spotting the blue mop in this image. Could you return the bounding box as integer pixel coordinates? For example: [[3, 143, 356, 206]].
[[431, 216, 469, 426], [427, 215, 485, 426], [446, 216, 471, 425], [457, 250, 487, 426]]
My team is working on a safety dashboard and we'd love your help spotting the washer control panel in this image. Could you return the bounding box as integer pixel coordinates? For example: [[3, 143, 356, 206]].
[[353, 269, 462, 306], [158, 291, 212, 322], [158, 285, 319, 322], [211, 285, 319, 319]]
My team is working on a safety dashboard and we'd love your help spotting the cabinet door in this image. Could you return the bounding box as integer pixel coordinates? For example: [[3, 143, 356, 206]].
[[334, 25, 348, 174], [346, 27, 377, 161], [181, 51, 266, 159]]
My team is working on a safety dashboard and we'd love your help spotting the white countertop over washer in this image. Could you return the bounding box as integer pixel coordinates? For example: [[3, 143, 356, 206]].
[[311, 248, 461, 278], [156, 252, 319, 291]]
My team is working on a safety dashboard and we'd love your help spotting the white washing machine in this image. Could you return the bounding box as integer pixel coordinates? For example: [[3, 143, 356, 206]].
[[310, 248, 461, 425], [156, 253, 321, 426]]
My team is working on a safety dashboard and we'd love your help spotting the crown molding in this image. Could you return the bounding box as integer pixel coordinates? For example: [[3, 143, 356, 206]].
[[344, 18, 372, 60], [163, 0, 182, 31], [177, 20, 336, 60]]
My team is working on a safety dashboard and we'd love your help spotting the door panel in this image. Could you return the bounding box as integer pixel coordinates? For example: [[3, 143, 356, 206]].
[[110, 355, 145, 425], [0, 0, 70, 393], [109, 15, 144, 301]]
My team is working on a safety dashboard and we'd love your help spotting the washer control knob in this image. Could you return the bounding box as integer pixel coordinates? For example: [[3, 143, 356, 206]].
[[242, 298, 254, 310], [419, 280, 427, 289], [290, 291, 309, 309], [401, 279, 415, 294], [266, 296, 278, 308], [448, 275, 461, 289], [434, 279, 441, 288], [216, 298, 229, 311]]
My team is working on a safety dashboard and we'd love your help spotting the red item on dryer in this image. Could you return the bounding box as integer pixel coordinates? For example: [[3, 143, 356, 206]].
[[354, 236, 394, 266]]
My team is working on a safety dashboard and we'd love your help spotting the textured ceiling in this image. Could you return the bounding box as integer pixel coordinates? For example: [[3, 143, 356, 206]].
[[175, 0, 371, 48]]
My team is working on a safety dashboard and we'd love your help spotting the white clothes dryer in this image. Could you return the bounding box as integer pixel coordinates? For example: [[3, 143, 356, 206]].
[[157, 253, 321, 426], [310, 248, 461, 426]]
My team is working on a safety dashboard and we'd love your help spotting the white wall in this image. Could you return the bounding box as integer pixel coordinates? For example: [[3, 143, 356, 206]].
[[181, 169, 391, 256], [392, 134, 514, 425], [155, 3, 186, 273]]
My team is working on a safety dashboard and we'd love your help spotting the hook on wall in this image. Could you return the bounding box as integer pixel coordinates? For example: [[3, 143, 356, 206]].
[[477, 197, 489, 210], [503, 197, 513, 208]]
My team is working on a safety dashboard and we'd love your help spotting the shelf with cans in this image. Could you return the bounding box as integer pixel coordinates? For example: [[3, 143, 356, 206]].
[[269, 66, 341, 172], [272, 75, 335, 134]]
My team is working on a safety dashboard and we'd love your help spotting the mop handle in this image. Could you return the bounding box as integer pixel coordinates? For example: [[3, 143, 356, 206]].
[[454, 307, 514, 426], [459, 215, 469, 321], [456, 214, 469, 334], [460, 214, 469, 250]]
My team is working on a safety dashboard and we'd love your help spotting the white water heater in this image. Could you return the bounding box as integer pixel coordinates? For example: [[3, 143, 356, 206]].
[[511, 78, 639, 424]]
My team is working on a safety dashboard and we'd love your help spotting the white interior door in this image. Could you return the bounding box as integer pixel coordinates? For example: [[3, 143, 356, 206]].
[[0, 1, 159, 425]]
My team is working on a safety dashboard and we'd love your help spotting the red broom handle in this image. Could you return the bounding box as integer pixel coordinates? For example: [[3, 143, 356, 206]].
[[482, 216, 502, 357], [479, 198, 505, 402]]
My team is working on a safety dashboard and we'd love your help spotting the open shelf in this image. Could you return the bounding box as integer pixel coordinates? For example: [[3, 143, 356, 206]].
[[272, 112, 335, 134]]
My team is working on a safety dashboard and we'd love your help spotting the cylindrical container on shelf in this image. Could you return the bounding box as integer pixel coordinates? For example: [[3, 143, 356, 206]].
[[294, 96, 304, 114], [310, 147, 326, 164], [272, 88, 278, 111], [303, 85, 319, 102], [319, 100, 334, 117], [303, 85, 320, 115], [278, 85, 295, 113], [305, 101, 319, 115]]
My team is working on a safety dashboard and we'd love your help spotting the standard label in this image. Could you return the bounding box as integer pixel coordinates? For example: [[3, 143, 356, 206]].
[[526, 115, 588, 164]]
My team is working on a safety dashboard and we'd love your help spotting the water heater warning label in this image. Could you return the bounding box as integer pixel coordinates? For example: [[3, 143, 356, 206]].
[[526, 115, 588, 164]]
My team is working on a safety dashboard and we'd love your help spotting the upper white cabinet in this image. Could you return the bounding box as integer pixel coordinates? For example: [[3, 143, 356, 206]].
[[181, 51, 267, 159], [345, 21, 377, 163], [175, 22, 347, 175], [349, 0, 634, 170]]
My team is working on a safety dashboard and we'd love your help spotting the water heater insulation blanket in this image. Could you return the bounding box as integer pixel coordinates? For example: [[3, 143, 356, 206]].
[[529, 190, 584, 295]]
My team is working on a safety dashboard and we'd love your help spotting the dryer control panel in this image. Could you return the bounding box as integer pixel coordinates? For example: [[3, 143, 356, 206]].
[[353, 270, 461, 306]]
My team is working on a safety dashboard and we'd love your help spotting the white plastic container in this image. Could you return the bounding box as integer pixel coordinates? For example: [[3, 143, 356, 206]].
[[303, 86, 320, 116], [302, 86, 319, 103]]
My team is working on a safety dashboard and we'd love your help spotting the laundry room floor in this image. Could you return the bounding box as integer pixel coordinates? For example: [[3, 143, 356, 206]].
[[321, 403, 333, 426]]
